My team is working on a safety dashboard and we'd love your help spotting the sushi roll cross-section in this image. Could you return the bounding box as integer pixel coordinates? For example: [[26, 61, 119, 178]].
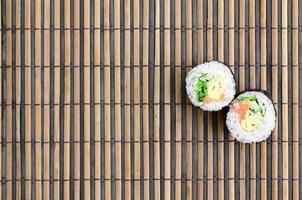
[[186, 61, 236, 111], [226, 91, 276, 143]]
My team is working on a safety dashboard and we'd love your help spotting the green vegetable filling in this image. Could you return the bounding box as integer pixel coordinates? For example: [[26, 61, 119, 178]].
[[237, 96, 257, 102], [237, 96, 266, 117], [195, 74, 212, 102]]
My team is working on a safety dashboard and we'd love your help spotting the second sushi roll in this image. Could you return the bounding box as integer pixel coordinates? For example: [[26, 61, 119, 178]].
[[226, 90, 276, 143]]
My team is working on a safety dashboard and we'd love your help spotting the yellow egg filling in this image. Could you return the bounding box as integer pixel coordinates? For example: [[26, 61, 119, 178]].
[[240, 111, 262, 132], [207, 76, 224, 100]]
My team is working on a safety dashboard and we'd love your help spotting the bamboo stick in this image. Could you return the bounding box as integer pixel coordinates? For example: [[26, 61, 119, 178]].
[[260, 0, 268, 198], [292, 0, 299, 199], [73, 0, 81, 199], [133, 0, 141, 198], [6, 1, 12, 197], [164, 1, 171, 199], [249, 1, 257, 199], [281, 0, 289, 199], [15, 1, 21, 198], [217, 0, 224, 199], [174, 0, 182, 198], [124, 0, 131, 198], [228, 0, 235, 198], [271, 0, 278, 196], [154, 0, 161, 198], [142, 0, 150, 199], [196, 0, 204, 198], [239, 0, 246, 199], [185, 0, 193, 199], [113, 0, 122, 199]]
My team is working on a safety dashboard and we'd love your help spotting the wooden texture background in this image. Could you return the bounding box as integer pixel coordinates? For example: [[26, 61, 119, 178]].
[[0, 0, 301, 199]]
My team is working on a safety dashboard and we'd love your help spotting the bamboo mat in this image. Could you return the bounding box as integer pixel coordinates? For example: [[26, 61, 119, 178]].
[[0, 0, 301, 199]]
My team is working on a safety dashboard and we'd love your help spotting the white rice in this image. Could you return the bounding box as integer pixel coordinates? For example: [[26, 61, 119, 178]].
[[226, 91, 276, 143], [186, 61, 236, 111]]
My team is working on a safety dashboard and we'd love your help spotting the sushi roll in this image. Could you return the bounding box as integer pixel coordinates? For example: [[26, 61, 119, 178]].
[[186, 61, 236, 111], [226, 90, 276, 143]]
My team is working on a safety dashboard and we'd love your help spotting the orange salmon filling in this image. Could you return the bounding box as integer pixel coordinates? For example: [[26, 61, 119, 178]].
[[232, 102, 250, 121], [203, 94, 225, 104]]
